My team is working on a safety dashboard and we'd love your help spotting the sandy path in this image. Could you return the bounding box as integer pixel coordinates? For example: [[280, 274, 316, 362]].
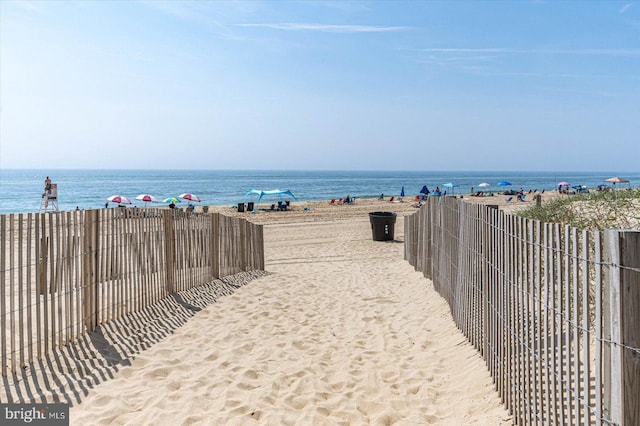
[[69, 214, 511, 425]]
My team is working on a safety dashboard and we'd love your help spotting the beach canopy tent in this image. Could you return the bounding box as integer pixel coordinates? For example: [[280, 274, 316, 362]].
[[243, 189, 298, 205], [442, 182, 459, 194]]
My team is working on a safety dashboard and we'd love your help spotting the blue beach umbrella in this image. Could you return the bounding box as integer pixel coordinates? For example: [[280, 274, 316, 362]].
[[400, 186, 405, 197], [420, 185, 429, 194], [497, 181, 512, 186]]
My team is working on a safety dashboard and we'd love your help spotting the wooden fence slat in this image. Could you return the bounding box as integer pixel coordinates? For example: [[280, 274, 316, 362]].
[[595, 230, 603, 426], [581, 230, 590, 426], [535, 220, 544, 425], [548, 223, 557, 423], [10, 214, 17, 373], [604, 230, 621, 424], [18, 215, 25, 367], [1, 215, 7, 376], [572, 226, 580, 425], [26, 213, 34, 364], [36, 214, 42, 360]]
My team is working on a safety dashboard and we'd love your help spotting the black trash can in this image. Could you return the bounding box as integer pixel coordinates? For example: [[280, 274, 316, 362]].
[[369, 211, 397, 241], [247, 202, 255, 211], [237, 202, 245, 213]]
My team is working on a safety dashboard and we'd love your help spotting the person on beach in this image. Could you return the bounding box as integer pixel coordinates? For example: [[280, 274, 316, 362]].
[[44, 176, 52, 196]]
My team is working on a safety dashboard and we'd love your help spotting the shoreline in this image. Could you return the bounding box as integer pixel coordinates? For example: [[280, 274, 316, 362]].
[[3, 168, 632, 215]]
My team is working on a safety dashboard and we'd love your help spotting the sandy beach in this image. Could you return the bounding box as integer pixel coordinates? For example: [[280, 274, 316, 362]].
[[2, 194, 544, 424], [61, 195, 524, 425]]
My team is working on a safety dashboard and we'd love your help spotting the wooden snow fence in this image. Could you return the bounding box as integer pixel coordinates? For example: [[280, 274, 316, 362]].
[[0, 208, 264, 376], [404, 196, 640, 426]]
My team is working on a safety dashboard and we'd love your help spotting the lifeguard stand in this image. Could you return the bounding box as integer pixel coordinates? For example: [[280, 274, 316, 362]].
[[40, 183, 59, 212]]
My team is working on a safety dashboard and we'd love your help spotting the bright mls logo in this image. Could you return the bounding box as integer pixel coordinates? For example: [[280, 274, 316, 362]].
[[1, 404, 68, 425]]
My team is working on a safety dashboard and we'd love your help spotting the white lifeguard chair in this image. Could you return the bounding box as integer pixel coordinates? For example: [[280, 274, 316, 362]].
[[40, 183, 59, 212]]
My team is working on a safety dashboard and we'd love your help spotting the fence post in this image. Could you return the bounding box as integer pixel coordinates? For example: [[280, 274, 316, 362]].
[[240, 219, 248, 271], [619, 230, 640, 425], [604, 229, 640, 425], [163, 210, 175, 294], [210, 213, 220, 279], [424, 199, 433, 280], [82, 210, 98, 332], [258, 223, 265, 271]]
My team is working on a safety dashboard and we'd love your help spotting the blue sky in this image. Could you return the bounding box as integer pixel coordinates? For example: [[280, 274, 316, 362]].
[[1, 1, 639, 171]]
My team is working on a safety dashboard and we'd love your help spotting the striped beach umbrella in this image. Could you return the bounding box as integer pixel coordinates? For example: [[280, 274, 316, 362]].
[[179, 193, 201, 202], [106, 195, 132, 205], [135, 194, 158, 203]]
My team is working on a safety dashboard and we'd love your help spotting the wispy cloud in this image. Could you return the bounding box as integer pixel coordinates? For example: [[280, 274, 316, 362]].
[[420, 48, 515, 54], [237, 23, 410, 33], [415, 47, 640, 79], [420, 47, 640, 57], [620, 3, 633, 13]]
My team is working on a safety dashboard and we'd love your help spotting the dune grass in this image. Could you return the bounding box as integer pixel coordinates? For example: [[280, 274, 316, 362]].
[[517, 188, 640, 231]]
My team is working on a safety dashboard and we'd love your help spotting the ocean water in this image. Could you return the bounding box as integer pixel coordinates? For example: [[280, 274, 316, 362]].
[[0, 169, 638, 215]]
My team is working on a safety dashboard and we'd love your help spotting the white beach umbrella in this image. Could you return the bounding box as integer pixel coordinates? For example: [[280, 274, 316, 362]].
[[135, 194, 158, 207], [179, 193, 201, 202], [106, 195, 132, 205], [135, 194, 158, 203]]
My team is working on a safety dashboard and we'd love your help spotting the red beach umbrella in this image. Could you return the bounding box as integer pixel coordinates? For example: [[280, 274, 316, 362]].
[[135, 194, 158, 207], [106, 195, 132, 205], [135, 194, 158, 203], [179, 193, 201, 202]]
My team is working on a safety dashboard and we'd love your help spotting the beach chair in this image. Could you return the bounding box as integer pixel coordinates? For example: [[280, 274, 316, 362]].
[[389, 196, 395, 202], [329, 199, 336, 205]]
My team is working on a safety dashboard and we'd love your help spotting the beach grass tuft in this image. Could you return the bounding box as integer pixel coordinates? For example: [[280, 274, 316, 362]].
[[518, 188, 640, 231]]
